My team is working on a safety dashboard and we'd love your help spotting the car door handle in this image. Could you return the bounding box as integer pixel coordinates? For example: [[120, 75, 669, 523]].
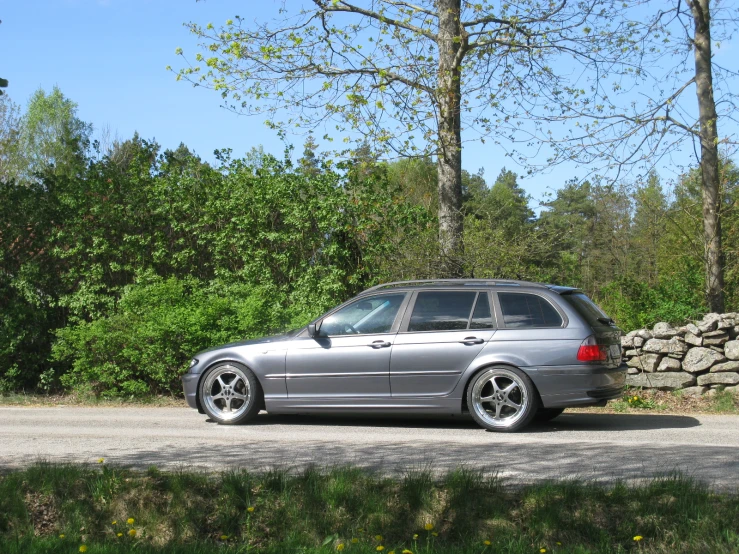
[[370, 340, 392, 348], [460, 336, 484, 345]]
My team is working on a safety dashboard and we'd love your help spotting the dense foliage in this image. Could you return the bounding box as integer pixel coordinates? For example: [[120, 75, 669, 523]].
[[1, 89, 738, 396]]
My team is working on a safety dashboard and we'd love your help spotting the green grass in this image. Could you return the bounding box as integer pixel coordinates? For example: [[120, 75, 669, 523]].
[[1, 464, 738, 553]]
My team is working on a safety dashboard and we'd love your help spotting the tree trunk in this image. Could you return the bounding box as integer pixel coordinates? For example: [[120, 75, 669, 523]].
[[689, 0, 724, 313], [436, 0, 465, 277]]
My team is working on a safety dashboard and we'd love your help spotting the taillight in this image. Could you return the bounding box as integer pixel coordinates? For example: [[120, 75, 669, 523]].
[[577, 336, 608, 362]]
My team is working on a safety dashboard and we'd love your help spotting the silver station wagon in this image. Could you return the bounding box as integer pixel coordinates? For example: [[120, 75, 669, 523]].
[[182, 280, 626, 431]]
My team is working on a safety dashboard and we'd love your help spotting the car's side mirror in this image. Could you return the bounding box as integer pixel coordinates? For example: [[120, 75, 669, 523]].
[[307, 323, 318, 338]]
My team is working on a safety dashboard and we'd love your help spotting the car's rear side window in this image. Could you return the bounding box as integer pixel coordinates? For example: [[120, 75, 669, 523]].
[[498, 292, 563, 328], [408, 291, 477, 332], [559, 292, 611, 325]]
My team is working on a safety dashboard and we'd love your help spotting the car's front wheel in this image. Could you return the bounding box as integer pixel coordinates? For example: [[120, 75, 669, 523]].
[[199, 363, 262, 425], [467, 366, 539, 432]]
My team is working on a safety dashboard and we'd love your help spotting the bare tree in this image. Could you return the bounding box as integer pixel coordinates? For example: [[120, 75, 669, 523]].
[[501, 0, 738, 311], [175, 0, 625, 276]]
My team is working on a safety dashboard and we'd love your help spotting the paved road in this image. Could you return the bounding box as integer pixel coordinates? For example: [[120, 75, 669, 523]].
[[1, 407, 737, 489]]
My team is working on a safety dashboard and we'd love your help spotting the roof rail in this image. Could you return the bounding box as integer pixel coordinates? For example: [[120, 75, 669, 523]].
[[360, 279, 545, 294]]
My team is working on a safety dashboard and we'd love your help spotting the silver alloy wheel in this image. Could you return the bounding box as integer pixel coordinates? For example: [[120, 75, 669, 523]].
[[202, 364, 251, 421], [471, 368, 529, 429]]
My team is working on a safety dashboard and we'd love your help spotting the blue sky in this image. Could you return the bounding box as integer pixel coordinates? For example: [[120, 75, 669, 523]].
[[1, 0, 736, 206]]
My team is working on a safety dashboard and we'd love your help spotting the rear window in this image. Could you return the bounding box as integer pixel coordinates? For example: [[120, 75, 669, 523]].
[[498, 293, 563, 328], [560, 292, 611, 325]]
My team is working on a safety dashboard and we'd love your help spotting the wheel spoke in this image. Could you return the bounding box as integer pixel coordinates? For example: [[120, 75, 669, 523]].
[[479, 395, 494, 403], [216, 375, 227, 389], [505, 398, 521, 411], [502, 382, 518, 395], [493, 402, 503, 419], [490, 377, 501, 393]]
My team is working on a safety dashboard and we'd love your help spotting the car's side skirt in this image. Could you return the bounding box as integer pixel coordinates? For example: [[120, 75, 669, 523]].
[[265, 396, 462, 415]]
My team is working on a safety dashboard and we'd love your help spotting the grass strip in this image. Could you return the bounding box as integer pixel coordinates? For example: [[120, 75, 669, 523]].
[[0, 463, 738, 553]]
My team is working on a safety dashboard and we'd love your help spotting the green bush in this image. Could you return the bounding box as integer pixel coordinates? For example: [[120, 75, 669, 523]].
[[52, 276, 294, 397], [596, 271, 705, 330]]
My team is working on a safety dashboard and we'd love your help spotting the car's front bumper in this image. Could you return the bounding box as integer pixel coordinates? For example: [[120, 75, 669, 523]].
[[528, 363, 627, 409], [181, 372, 200, 410]]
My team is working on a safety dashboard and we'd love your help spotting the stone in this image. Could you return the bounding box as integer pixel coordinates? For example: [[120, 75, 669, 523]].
[[642, 337, 688, 356], [697, 372, 739, 386], [636, 329, 653, 340], [686, 323, 701, 336], [657, 357, 681, 372], [703, 334, 729, 346], [724, 385, 739, 395], [627, 367, 640, 375], [698, 313, 721, 333], [682, 347, 726, 373], [680, 386, 709, 397], [709, 346, 725, 354], [684, 332, 703, 346], [626, 372, 696, 390], [633, 336, 644, 348], [625, 349, 639, 357], [710, 360, 739, 372], [718, 318, 735, 330], [653, 322, 678, 338], [724, 340, 739, 360], [703, 329, 728, 337], [732, 326, 739, 337], [625, 353, 663, 372], [621, 332, 636, 348]]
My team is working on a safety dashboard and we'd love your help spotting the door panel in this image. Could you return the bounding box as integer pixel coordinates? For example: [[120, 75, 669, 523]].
[[286, 335, 394, 397], [390, 330, 496, 396]]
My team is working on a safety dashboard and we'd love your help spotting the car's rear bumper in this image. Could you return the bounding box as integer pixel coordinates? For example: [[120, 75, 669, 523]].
[[527, 363, 627, 409], [181, 373, 200, 409]]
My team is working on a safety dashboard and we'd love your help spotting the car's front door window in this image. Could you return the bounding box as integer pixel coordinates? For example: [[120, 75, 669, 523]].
[[319, 294, 406, 336]]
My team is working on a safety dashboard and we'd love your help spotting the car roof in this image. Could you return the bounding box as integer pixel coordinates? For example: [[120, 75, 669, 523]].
[[358, 279, 580, 296]]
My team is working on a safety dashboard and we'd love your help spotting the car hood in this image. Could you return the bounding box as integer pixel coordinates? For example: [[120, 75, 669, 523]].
[[195, 332, 296, 356]]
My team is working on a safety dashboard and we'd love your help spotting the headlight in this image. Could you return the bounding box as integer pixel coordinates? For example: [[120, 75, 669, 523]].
[[189, 358, 199, 370]]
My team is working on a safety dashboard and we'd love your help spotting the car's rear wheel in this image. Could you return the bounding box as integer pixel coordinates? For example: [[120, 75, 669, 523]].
[[467, 366, 539, 432], [534, 407, 565, 423], [199, 363, 261, 425]]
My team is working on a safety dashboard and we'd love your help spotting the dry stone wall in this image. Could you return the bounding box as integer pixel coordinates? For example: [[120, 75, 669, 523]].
[[621, 313, 739, 396]]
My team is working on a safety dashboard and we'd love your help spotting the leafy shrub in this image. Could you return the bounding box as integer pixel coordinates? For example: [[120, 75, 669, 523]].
[[596, 272, 705, 331], [52, 276, 295, 397]]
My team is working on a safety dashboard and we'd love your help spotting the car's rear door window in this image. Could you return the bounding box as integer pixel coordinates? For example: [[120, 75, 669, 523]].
[[498, 292, 563, 328], [407, 291, 477, 332], [469, 293, 494, 329]]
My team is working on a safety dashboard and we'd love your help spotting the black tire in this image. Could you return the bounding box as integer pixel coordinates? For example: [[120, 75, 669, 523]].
[[534, 407, 565, 423], [466, 366, 539, 432], [198, 362, 262, 425]]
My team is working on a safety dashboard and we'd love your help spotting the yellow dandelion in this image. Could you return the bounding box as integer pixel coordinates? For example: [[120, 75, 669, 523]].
[[556, 542, 562, 546], [389, 551, 395, 554], [126, 518, 135, 525], [247, 506, 255, 513], [220, 535, 229, 540], [79, 546, 88, 553], [633, 535, 643, 542], [375, 535, 383, 541], [413, 534, 419, 540], [128, 529, 137, 537], [424, 523, 434, 531], [59, 534, 65, 539], [337, 544, 345, 552], [402, 550, 414, 554], [540, 549, 547, 553], [97, 458, 104, 463], [376, 547, 385, 552], [483, 540, 491, 546], [117, 533, 123, 538], [351, 538, 359, 544], [112, 520, 117, 525]]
